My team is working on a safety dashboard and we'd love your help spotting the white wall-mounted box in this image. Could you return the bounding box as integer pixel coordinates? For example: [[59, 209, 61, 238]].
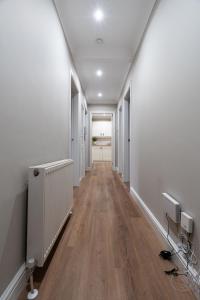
[[181, 212, 193, 233], [162, 193, 181, 223]]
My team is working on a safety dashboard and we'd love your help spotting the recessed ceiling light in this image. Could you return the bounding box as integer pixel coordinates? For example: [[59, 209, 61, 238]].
[[96, 70, 103, 77], [98, 92, 103, 97], [94, 9, 104, 22]]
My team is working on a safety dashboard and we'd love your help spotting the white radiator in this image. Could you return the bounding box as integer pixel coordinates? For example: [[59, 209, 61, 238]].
[[27, 159, 73, 267]]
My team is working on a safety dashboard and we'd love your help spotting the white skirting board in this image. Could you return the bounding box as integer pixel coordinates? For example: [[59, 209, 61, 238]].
[[0, 263, 27, 300], [130, 187, 198, 280], [86, 167, 92, 171]]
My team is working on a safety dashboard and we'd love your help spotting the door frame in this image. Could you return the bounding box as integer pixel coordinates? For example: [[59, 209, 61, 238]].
[[80, 101, 86, 181], [118, 104, 123, 175], [129, 81, 133, 187], [117, 81, 132, 183], [123, 86, 131, 183], [89, 110, 116, 170], [69, 72, 80, 186]]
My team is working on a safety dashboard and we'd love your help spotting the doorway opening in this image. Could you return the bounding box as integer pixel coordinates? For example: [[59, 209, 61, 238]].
[[70, 75, 79, 186], [91, 113, 113, 163], [90, 111, 115, 170], [123, 87, 130, 189]]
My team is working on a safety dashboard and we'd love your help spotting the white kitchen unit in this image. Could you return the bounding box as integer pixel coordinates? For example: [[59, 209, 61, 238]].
[[92, 146, 102, 161], [92, 120, 112, 137], [92, 146, 112, 162], [102, 147, 112, 161]]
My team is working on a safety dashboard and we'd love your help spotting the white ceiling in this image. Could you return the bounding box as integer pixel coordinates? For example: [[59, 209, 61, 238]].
[[54, 0, 156, 104]]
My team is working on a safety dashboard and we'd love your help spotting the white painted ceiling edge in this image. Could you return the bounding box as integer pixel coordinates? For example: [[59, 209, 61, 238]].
[[118, 0, 160, 102], [54, 0, 156, 105], [52, 0, 87, 101]]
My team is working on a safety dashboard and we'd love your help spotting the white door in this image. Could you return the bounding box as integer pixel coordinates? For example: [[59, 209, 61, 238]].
[[80, 104, 85, 178], [71, 93, 80, 186], [118, 107, 123, 174], [123, 96, 130, 182]]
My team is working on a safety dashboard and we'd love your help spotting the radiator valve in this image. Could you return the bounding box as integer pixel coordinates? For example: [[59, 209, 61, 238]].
[[27, 258, 38, 299]]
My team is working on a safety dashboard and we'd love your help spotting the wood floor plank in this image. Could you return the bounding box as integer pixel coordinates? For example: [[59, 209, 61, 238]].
[[19, 162, 195, 300]]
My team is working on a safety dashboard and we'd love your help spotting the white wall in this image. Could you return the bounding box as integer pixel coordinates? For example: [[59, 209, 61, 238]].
[[0, 0, 84, 295], [119, 0, 200, 266], [88, 104, 117, 113]]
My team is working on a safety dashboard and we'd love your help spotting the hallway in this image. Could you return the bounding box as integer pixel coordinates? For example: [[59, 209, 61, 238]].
[[21, 163, 194, 300], [1, 0, 200, 298]]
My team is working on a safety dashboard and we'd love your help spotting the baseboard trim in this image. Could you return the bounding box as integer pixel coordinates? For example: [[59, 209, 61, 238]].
[[86, 167, 92, 171], [130, 187, 198, 280], [115, 167, 119, 173], [1, 263, 27, 300]]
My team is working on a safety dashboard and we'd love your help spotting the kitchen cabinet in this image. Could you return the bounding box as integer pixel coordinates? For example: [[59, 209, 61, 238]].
[[92, 146, 112, 162], [92, 146, 101, 161], [92, 121, 112, 137]]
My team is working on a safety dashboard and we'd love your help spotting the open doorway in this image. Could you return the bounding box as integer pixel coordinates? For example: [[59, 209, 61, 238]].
[[70, 75, 79, 186], [90, 112, 115, 169], [91, 114, 112, 163], [123, 87, 130, 188]]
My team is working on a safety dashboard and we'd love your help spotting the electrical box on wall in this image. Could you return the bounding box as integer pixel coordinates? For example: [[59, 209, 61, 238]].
[[181, 212, 193, 234], [162, 193, 181, 223]]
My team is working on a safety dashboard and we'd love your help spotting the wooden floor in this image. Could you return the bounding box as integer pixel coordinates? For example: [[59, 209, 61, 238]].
[[19, 163, 195, 300]]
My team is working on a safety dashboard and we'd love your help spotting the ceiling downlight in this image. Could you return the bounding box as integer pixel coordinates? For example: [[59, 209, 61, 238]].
[[93, 9, 104, 22], [96, 70, 103, 77]]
